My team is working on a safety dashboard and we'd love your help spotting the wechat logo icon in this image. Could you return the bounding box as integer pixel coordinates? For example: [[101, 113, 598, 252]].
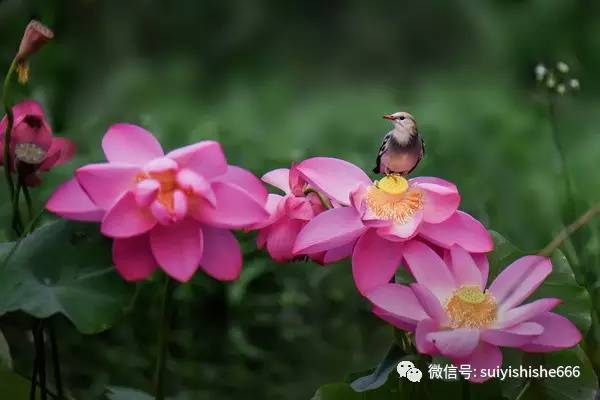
[[397, 360, 422, 383]]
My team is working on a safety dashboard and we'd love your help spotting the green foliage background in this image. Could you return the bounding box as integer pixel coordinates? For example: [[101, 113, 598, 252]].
[[0, 0, 599, 399]]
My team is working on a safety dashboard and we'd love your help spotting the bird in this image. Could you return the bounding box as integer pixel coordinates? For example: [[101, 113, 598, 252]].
[[373, 111, 424, 176]]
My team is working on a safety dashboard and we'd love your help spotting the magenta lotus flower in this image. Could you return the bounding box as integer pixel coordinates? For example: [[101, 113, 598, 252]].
[[367, 242, 581, 382], [292, 157, 493, 294], [0, 100, 75, 186], [46, 123, 269, 282], [255, 164, 354, 263]]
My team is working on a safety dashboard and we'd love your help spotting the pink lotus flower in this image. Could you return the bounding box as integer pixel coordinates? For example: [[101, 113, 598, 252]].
[[256, 163, 355, 263], [0, 100, 75, 186], [292, 157, 493, 294], [367, 242, 581, 382], [47, 123, 269, 282]]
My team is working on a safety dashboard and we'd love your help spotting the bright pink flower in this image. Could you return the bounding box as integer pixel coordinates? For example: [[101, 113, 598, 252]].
[[367, 242, 581, 382], [255, 164, 354, 263], [0, 100, 75, 186], [46, 123, 269, 282], [292, 157, 493, 294]]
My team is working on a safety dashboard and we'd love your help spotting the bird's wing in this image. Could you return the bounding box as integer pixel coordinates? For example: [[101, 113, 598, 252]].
[[373, 132, 392, 173], [378, 133, 392, 156], [405, 136, 425, 176]]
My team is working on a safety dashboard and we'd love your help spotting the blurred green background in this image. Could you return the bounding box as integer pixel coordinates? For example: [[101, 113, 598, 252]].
[[0, 0, 599, 399]]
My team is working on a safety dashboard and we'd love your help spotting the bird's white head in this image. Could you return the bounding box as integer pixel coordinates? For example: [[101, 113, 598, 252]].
[[383, 111, 417, 132]]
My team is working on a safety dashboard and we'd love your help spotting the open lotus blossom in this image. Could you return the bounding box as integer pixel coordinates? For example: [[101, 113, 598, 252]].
[[255, 163, 354, 263], [292, 157, 493, 294], [47, 123, 269, 282], [0, 100, 75, 186], [367, 241, 581, 382]]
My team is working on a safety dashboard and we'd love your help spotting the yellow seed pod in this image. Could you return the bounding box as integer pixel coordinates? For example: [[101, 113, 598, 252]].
[[376, 174, 409, 195]]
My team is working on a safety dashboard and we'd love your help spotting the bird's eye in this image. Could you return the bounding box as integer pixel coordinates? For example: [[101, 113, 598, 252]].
[[398, 116, 405, 121]]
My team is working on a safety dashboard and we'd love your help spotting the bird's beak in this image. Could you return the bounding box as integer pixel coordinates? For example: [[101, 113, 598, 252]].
[[383, 115, 395, 120]]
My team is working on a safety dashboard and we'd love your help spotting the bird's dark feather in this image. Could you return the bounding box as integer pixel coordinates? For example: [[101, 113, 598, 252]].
[[373, 132, 392, 173]]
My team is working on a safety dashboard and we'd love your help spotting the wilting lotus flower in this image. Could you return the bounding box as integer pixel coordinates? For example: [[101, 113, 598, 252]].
[[47, 123, 269, 282], [0, 100, 75, 186], [292, 157, 493, 294], [367, 242, 581, 382], [14, 20, 54, 83], [256, 163, 354, 263]]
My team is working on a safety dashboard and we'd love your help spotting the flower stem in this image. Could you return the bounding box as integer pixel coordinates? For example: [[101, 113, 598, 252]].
[[22, 184, 33, 221], [514, 379, 531, 400], [48, 320, 64, 399], [2, 58, 26, 238], [547, 97, 577, 223], [32, 319, 48, 400], [29, 320, 39, 400], [2, 58, 17, 201], [538, 202, 600, 257], [154, 277, 176, 400], [12, 182, 23, 235]]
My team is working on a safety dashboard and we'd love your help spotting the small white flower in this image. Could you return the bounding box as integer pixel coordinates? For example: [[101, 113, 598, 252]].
[[569, 78, 580, 89], [556, 84, 566, 95], [535, 63, 547, 81], [546, 75, 556, 88], [557, 61, 570, 73]]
